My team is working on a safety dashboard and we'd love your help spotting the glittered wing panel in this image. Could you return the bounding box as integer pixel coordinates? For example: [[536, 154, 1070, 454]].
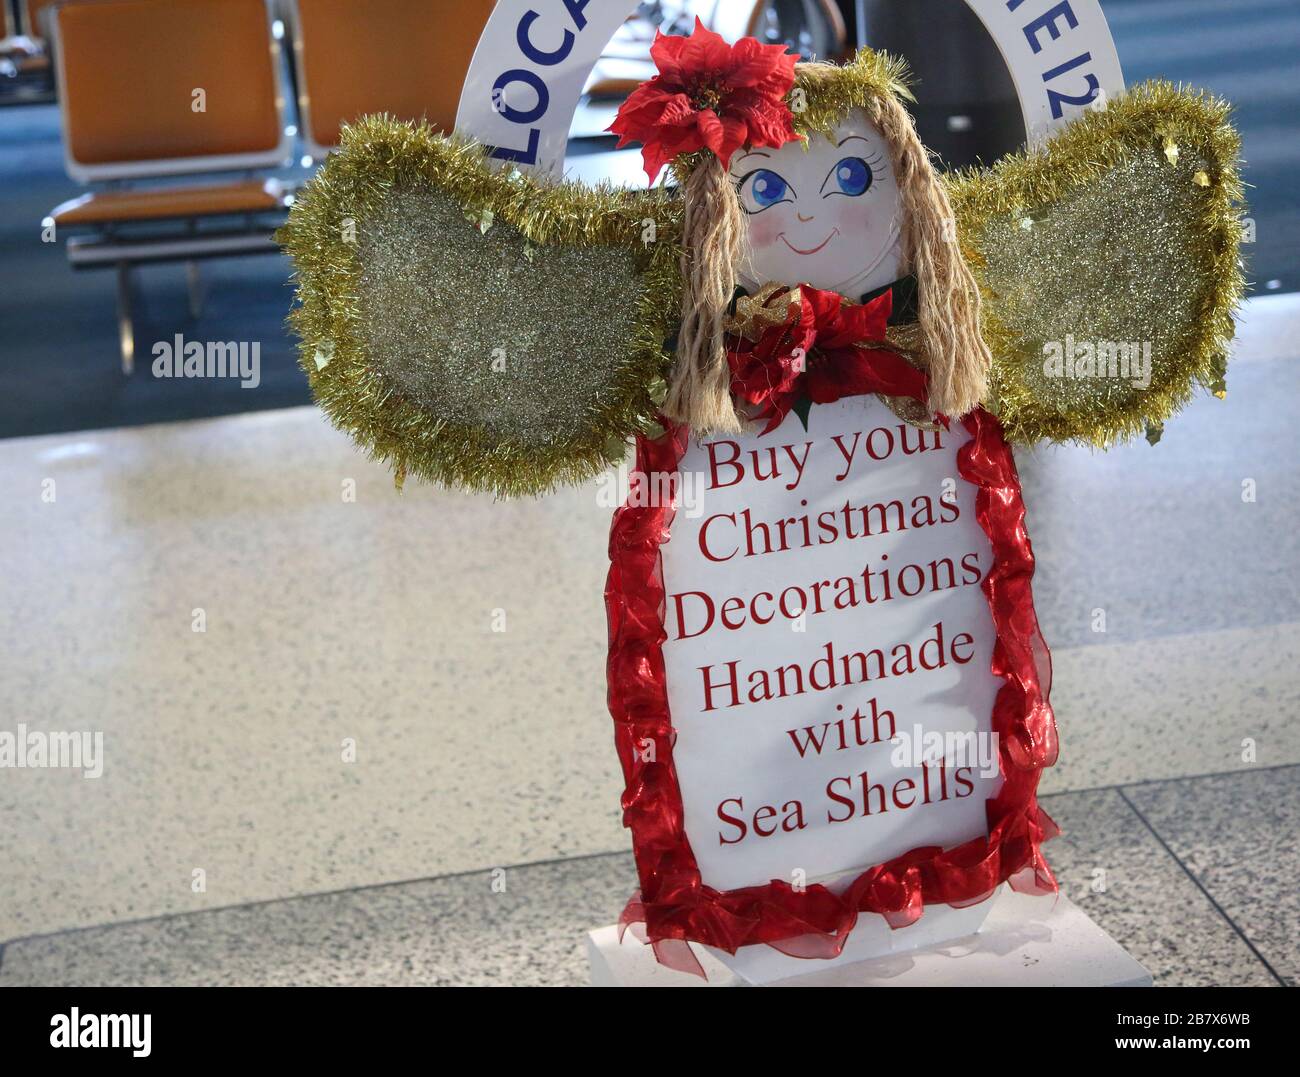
[[948, 82, 1245, 446], [279, 116, 682, 496]]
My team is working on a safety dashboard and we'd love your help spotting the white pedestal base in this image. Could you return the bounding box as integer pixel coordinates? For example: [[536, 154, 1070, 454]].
[[586, 890, 1152, 987]]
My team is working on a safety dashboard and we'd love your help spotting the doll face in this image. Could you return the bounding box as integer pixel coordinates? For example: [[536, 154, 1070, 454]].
[[730, 110, 904, 296]]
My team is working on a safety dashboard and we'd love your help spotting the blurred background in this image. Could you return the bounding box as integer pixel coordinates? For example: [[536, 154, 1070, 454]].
[[2, 0, 1295, 438], [1, 0, 1296, 987]]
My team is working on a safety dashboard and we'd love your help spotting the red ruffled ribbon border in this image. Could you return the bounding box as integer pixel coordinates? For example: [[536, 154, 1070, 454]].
[[604, 356, 1059, 978]]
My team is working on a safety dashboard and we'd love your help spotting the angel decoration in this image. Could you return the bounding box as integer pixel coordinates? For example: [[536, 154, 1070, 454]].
[[281, 20, 1243, 980]]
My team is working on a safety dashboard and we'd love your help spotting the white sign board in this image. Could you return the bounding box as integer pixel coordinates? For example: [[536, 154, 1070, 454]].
[[662, 396, 1002, 892]]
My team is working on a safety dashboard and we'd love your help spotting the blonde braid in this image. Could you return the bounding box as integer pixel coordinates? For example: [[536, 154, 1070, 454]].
[[868, 91, 990, 417], [664, 155, 745, 434]]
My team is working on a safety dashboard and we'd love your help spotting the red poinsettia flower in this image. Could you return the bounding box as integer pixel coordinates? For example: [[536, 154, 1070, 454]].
[[608, 17, 799, 183]]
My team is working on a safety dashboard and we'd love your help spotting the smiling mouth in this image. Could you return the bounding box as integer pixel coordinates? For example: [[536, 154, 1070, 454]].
[[778, 229, 840, 256]]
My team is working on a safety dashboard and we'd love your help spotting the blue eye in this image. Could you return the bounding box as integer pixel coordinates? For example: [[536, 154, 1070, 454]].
[[828, 157, 872, 197], [742, 168, 790, 210]]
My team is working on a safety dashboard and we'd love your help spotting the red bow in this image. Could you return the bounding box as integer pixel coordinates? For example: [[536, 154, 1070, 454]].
[[726, 285, 931, 433]]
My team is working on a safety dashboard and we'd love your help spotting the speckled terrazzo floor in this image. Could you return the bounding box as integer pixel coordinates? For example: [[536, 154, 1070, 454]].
[[1, 296, 1296, 985], [0, 773, 1293, 986]]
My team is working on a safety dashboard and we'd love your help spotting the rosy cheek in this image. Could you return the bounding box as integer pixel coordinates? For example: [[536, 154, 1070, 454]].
[[744, 207, 791, 251], [831, 197, 875, 237]]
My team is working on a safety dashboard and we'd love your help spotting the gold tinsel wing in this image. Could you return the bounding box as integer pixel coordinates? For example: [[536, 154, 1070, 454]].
[[948, 82, 1245, 446], [279, 116, 682, 496]]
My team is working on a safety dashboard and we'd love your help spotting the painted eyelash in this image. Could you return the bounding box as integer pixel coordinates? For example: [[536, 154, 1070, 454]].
[[860, 151, 887, 178]]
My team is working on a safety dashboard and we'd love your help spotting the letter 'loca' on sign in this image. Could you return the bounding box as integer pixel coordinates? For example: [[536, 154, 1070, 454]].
[[487, 0, 594, 164]]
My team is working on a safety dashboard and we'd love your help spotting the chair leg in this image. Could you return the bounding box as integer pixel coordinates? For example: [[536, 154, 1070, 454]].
[[116, 262, 135, 375], [185, 260, 204, 319]]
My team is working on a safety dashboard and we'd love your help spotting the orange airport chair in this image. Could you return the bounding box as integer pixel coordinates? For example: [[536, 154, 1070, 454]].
[[45, 0, 293, 372], [281, 0, 495, 162], [0, 0, 55, 100]]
